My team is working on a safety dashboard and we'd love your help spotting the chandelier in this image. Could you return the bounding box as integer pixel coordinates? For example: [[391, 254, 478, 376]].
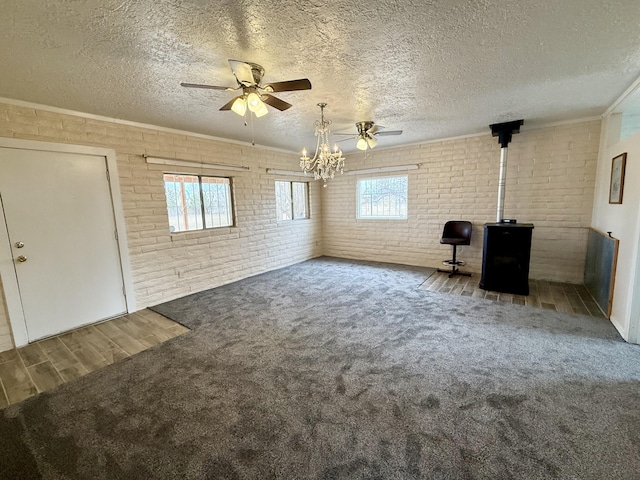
[[300, 103, 345, 187]]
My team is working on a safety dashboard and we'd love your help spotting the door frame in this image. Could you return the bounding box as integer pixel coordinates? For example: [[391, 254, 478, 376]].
[[0, 137, 136, 347]]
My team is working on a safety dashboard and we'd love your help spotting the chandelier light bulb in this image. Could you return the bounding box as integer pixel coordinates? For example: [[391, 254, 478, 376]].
[[299, 103, 346, 187]]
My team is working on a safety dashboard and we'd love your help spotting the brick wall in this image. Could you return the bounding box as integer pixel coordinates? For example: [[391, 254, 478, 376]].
[[0, 102, 322, 351], [0, 102, 600, 352], [322, 121, 601, 283]]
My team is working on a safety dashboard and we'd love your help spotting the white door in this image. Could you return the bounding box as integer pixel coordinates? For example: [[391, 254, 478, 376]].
[[0, 148, 127, 341]]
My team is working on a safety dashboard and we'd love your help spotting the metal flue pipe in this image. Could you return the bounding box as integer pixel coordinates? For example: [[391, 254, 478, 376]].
[[496, 146, 508, 222], [489, 120, 524, 222]]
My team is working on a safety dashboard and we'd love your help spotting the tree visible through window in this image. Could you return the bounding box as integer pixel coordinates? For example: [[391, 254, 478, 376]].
[[357, 176, 408, 219], [163, 174, 234, 232], [275, 181, 309, 220]]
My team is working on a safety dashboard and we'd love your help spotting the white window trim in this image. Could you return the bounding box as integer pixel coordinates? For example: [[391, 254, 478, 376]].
[[356, 174, 409, 220], [163, 174, 235, 233], [275, 180, 310, 221]]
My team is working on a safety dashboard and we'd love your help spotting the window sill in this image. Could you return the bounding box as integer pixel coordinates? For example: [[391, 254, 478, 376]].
[[276, 218, 312, 225], [170, 226, 237, 240]]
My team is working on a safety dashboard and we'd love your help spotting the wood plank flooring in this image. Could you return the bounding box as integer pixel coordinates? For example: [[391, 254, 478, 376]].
[[420, 271, 605, 318], [0, 309, 188, 408]]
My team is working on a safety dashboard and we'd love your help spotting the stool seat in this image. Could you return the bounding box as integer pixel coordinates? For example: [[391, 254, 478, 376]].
[[437, 220, 472, 278], [441, 237, 469, 245]]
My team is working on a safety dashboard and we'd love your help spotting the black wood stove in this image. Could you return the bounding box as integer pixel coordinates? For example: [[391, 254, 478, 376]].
[[480, 223, 534, 295], [480, 120, 534, 296]]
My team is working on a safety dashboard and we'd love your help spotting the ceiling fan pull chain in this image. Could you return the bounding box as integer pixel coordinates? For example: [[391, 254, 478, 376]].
[[250, 113, 255, 146]]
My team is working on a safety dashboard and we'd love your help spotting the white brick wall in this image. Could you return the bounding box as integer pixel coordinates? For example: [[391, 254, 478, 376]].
[[323, 121, 601, 284], [0, 102, 600, 352], [0, 102, 322, 351]]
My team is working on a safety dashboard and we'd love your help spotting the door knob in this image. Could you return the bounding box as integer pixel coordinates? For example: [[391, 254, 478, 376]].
[[15, 241, 25, 248], [16, 255, 27, 263]]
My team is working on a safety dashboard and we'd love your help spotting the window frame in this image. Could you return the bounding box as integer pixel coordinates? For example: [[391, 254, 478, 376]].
[[275, 180, 310, 221], [163, 173, 235, 233], [356, 175, 409, 220]]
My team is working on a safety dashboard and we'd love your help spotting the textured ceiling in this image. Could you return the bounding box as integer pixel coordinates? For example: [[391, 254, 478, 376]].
[[1, 0, 640, 153]]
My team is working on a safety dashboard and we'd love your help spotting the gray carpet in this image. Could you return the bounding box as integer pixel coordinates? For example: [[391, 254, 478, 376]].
[[2, 256, 640, 479]]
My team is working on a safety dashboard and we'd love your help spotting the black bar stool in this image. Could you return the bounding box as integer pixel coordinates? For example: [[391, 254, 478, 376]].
[[437, 221, 472, 277]]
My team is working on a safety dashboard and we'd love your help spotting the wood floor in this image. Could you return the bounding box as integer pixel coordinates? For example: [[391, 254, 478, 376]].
[[421, 271, 605, 318], [0, 309, 188, 409]]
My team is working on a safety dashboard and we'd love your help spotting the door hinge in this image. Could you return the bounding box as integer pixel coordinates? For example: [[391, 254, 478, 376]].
[[114, 229, 118, 241], [106, 170, 110, 181]]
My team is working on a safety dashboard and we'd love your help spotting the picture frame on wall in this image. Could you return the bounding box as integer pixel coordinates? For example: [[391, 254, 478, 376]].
[[609, 153, 627, 204]]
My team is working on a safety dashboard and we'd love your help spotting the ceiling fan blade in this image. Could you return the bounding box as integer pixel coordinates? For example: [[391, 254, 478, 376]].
[[367, 124, 380, 136], [228, 59, 256, 85], [336, 136, 356, 143], [219, 96, 242, 111], [261, 94, 292, 111], [263, 78, 312, 93], [333, 132, 357, 136], [375, 129, 403, 136], [181, 82, 234, 91]]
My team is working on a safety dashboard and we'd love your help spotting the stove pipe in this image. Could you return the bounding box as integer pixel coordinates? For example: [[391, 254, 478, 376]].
[[489, 120, 524, 222]]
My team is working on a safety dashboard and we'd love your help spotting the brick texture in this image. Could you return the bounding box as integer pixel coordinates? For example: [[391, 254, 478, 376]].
[[0, 102, 600, 352], [322, 121, 601, 283], [0, 103, 321, 351]]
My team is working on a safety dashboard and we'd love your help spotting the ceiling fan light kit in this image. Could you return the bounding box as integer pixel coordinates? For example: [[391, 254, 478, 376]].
[[356, 135, 377, 151], [254, 103, 268, 117], [231, 97, 247, 116], [181, 59, 403, 162], [335, 121, 403, 151], [181, 59, 311, 120], [246, 92, 264, 113], [300, 103, 345, 187]]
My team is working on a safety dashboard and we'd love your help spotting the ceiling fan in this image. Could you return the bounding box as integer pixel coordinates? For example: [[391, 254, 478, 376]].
[[181, 59, 312, 117], [336, 121, 403, 150]]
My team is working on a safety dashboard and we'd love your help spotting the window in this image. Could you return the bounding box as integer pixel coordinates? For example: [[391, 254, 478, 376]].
[[163, 174, 234, 232], [357, 176, 408, 219], [275, 181, 309, 220]]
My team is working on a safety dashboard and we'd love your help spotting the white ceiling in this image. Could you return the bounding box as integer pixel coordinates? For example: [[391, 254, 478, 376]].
[[1, 0, 640, 153]]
